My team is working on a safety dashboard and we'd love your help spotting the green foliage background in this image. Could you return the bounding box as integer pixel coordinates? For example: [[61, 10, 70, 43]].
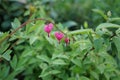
[[0, 0, 120, 80]]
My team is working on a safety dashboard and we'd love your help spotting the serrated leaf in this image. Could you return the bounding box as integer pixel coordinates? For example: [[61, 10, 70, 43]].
[[11, 18, 21, 29], [2, 50, 12, 61], [0, 40, 10, 54]]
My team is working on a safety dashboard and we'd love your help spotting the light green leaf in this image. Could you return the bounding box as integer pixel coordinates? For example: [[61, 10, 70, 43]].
[[39, 70, 61, 77], [96, 23, 120, 30], [52, 59, 67, 65], [97, 64, 105, 74], [11, 18, 21, 29], [29, 36, 38, 45], [2, 50, 12, 61], [71, 59, 82, 67], [0, 40, 10, 54], [37, 55, 50, 63], [109, 17, 120, 22], [84, 21, 88, 29], [68, 29, 93, 35], [52, 54, 69, 60], [63, 21, 78, 28]]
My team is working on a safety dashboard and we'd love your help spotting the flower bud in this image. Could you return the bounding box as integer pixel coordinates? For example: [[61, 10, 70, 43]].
[[44, 23, 53, 37], [64, 37, 70, 45], [54, 32, 64, 43]]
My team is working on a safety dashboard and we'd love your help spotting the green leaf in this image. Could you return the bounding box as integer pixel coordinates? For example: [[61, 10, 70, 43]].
[[0, 66, 10, 79], [11, 18, 21, 29], [63, 21, 78, 28], [39, 70, 61, 77], [67, 77, 75, 80], [29, 36, 38, 45], [113, 36, 120, 59], [0, 40, 10, 54], [93, 38, 103, 53], [52, 59, 67, 65], [104, 73, 110, 80], [97, 64, 105, 74], [84, 21, 88, 29], [68, 29, 93, 35], [96, 23, 120, 30], [109, 17, 120, 22], [37, 55, 50, 63], [2, 50, 12, 61], [24, 10, 30, 16], [71, 59, 82, 67], [10, 55, 17, 70], [0, 32, 9, 45], [92, 9, 108, 20], [80, 76, 90, 80], [90, 71, 99, 80], [52, 54, 69, 60]]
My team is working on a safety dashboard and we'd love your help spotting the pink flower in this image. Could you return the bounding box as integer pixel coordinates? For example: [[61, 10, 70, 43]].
[[44, 23, 54, 37], [55, 32, 64, 43], [64, 37, 70, 45]]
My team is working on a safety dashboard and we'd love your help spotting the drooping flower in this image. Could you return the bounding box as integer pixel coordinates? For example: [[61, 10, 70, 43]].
[[44, 23, 53, 37], [54, 32, 64, 43], [64, 37, 70, 45]]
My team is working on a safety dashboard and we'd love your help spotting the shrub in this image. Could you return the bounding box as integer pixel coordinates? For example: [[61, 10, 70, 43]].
[[0, 13, 120, 80]]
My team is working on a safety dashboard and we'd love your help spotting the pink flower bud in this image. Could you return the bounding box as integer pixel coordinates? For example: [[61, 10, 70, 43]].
[[55, 32, 64, 43], [64, 37, 70, 45], [44, 23, 53, 37]]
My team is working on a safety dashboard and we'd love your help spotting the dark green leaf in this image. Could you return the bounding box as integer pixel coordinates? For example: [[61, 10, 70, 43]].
[[10, 55, 17, 70]]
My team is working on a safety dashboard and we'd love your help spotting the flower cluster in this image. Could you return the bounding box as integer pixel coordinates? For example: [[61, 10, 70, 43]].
[[44, 23, 70, 44]]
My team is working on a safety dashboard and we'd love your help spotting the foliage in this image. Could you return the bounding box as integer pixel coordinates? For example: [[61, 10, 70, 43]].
[[0, 0, 27, 32], [1, 9, 120, 80], [1, 0, 120, 31], [35, 0, 120, 29]]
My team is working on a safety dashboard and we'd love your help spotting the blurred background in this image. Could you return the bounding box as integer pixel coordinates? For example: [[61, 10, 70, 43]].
[[0, 0, 120, 32]]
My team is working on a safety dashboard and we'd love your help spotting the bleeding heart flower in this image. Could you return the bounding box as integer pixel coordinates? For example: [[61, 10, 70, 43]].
[[55, 32, 64, 43], [64, 37, 70, 45], [44, 23, 53, 37]]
